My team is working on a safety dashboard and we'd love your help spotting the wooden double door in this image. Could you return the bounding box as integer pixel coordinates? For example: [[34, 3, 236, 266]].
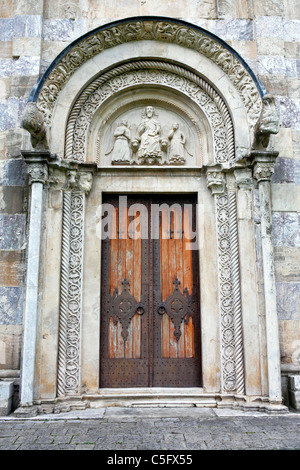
[[100, 194, 201, 388]]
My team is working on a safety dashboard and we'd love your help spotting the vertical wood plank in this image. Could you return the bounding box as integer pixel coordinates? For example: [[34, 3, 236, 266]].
[[116, 320, 124, 358], [125, 210, 133, 358], [175, 207, 185, 358], [168, 210, 177, 358], [185, 316, 195, 358], [183, 205, 193, 294], [132, 227, 142, 358], [182, 205, 194, 359], [108, 317, 116, 358], [108, 207, 118, 358], [161, 313, 170, 358], [160, 206, 170, 357]]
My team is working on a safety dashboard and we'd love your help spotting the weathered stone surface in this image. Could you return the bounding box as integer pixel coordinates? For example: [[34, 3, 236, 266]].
[[3, 159, 27, 186], [0, 251, 24, 286], [272, 212, 300, 247], [0, 186, 26, 214], [15, 0, 44, 16], [12, 57, 40, 77], [0, 0, 12, 18], [5, 130, 25, 159], [257, 55, 286, 75], [283, 20, 300, 42], [285, 59, 298, 78], [0, 380, 14, 415], [0, 59, 12, 78], [292, 130, 300, 159], [257, 37, 284, 56], [0, 19, 13, 42], [272, 158, 299, 184], [0, 78, 10, 100], [0, 41, 13, 59], [274, 247, 300, 282], [14, 15, 43, 38], [253, 0, 284, 16], [11, 75, 40, 99], [0, 287, 24, 325], [0, 214, 26, 250], [208, 18, 253, 40], [286, 78, 300, 99], [271, 184, 300, 212], [279, 319, 300, 364], [254, 16, 283, 38], [276, 282, 300, 320], [278, 97, 300, 129], [258, 75, 288, 96], [0, 324, 22, 370], [42, 19, 75, 41], [0, 99, 19, 131]]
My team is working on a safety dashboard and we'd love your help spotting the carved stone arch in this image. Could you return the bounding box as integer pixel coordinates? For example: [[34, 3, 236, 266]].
[[66, 60, 235, 167], [26, 17, 265, 160]]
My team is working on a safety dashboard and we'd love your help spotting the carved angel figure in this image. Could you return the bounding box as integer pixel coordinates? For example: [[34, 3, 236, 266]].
[[168, 123, 186, 164], [111, 120, 131, 164]]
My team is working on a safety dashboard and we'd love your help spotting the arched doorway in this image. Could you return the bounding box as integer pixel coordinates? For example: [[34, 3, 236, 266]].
[[19, 17, 284, 412]]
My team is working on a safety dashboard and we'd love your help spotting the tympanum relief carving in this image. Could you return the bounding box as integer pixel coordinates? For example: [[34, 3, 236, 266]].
[[103, 105, 194, 166]]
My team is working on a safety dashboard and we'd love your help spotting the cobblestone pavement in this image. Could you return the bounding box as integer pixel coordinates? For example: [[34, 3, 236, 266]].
[[0, 407, 299, 451]]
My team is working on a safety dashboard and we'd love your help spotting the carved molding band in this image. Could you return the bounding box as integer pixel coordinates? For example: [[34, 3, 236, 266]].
[[57, 191, 85, 396], [36, 20, 261, 128], [207, 171, 245, 394], [65, 61, 234, 165], [215, 193, 237, 392]]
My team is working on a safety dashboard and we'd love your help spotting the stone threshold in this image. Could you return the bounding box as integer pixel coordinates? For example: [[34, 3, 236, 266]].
[[12, 388, 288, 417]]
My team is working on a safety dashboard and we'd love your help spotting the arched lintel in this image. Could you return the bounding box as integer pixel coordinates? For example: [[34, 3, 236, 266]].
[[29, 16, 265, 104], [48, 44, 251, 160]]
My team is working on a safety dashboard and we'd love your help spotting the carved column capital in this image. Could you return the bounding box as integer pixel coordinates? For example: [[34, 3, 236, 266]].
[[253, 162, 275, 182], [234, 168, 253, 189], [252, 151, 278, 183], [66, 170, 94, 194], [206, 168, 226, 195], [76, 171, 94, 194], [27, 162, 48, 185]]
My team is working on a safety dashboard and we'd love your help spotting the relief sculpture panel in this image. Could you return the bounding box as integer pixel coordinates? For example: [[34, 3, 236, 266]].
[[102, 105, 195, 166]]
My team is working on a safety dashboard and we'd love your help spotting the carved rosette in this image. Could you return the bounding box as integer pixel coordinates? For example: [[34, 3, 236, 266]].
[[36, 20, 261, 128]]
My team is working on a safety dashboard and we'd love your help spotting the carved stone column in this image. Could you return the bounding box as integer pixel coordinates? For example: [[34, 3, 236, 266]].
[[253, 151, 282, 403], [20, 155, 49, 406], [234, 168, 262, 397], [57, 169, 94, 398]]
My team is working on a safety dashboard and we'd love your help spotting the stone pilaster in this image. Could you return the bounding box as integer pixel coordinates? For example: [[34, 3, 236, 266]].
[[20, 153, 49, 406], [253, 151, 282, 403]]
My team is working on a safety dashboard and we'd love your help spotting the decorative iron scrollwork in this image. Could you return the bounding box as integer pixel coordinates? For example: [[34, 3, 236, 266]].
[[158, 278, 196, 341], [110, 278, 145, 342]]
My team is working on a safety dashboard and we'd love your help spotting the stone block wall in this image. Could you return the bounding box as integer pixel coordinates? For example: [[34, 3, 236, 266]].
[[0, 1, 299, 388]]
